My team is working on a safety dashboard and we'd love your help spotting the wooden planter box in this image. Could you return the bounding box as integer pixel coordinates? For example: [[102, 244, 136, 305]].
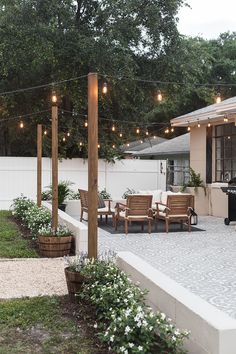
[[64, 267, 87, 300], [38, 235, 72, 258]]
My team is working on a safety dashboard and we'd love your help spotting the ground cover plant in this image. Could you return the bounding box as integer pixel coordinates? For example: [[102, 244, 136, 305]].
[[0, 296, 110, 354], [75, 254, 189, 354], [0, 210, 38, 258]]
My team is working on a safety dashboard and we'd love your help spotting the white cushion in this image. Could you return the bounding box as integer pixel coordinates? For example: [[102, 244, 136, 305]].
[[139, 189, 162, 203], [98, 207, 115, 213]]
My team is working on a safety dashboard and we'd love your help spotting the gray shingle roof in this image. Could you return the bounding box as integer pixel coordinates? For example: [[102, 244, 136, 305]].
[[171, 96, 236, 126], [121, 136, 166, 153], [133, 133, 190, 157]]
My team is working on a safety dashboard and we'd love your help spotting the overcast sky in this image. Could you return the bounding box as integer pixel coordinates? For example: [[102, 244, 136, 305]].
[[177, 0, 236, 39]]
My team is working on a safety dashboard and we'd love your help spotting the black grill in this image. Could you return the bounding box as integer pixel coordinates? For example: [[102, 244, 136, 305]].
[[221, 178, 236, 225]]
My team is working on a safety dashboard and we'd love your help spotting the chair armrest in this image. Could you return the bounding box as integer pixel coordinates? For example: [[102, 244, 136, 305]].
[[155, 201, 167, 207]]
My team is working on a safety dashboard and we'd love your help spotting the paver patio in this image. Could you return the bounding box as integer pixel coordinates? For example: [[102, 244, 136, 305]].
[[92, 215, 236, 319]]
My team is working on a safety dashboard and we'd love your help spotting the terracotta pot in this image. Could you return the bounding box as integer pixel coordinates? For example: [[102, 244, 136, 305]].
[[38, 235, 72, 257], [64, 267, 87, 300]]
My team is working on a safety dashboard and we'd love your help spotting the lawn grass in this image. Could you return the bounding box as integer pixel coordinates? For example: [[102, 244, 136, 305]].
[[0, 296, 107, 354], [0, 210, 38, 258]]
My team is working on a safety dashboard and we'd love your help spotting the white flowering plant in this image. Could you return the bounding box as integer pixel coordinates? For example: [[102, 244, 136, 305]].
[[79, 257, 189, 354], [11, 195, 35, 219], [23, 205, 51, 236], [64, 252, 89, 272], [38, 224, 72, 237]]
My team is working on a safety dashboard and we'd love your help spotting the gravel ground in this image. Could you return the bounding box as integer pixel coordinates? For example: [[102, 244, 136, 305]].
[[0, 258, 67, 299]]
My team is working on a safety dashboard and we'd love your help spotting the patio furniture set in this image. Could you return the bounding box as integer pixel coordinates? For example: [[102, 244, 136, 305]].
[[79, 189, 195, 234]]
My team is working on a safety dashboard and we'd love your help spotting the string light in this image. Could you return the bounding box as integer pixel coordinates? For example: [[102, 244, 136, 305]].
[[156, 90, 163, 102], [224, 116, 228, 122], [170, 127, 174, 132], [111, 123, 116, 132], [112, 144, 116, 148], [164, 128, 169, 134], [44, 129, 47, 135], [19, 121, 24, 129], [197, 120, 201, 128], [215, 92, 221, 104], [207, 119, 211, 128], [98, 144, 100, 148], [187, 126, 191, 131], [102, 82, 108, 94], [67, 132, 70, 137], [145, 129, 149, 136], [79, 142, 83, 146], [136, 127, 140, 134], [119, 132, 123, 138], [84, 119, 88, 127], [140, 140, 143, 144], [127, 143, 130, 147], [62, 136, 66, 142], [51, 90, 57, 104]]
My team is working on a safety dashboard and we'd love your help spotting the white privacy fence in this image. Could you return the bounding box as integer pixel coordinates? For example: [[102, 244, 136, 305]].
[[0, 157, 166, 209]]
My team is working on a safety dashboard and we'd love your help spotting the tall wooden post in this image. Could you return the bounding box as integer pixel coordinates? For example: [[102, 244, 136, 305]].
[[88, 73, 98, 258], [51, 95, 58, 233], [37, 124, 42, 207]]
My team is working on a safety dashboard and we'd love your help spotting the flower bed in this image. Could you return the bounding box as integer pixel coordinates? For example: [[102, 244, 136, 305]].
[[11, 195, 72, 240], [74, 253, 189, 354]]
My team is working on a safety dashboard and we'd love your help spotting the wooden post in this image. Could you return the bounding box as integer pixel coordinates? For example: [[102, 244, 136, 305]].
[[37, 124, 42, 207], [88, 73, 98, 258], [51, 101, 58, 233]]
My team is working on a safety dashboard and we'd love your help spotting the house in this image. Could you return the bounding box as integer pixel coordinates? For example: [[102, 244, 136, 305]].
[[171, 96, 236, 217], [120, 136, 166, 158], [133, 133, 190, 187]]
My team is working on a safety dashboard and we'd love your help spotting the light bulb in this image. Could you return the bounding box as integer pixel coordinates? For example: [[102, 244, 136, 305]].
[[197, 122, 201, 128], [79, 142, 83, 146], [51, 90, 57, 104], [215, 92, 221, 104], [67, 132, 70, 137], [112, 124, 115, 132], [84, 120, 88, 127], [207, 122, 211, 128], [140, 140, 143, 144], [19, 121, 24, 129], [136, 128, 140, 134], [112, 144, 115, 148], [102, 82, 108, 94], [127, 143, 130, 147], [171, 128, 174, 133], [62, 137, 66, 142], [44, 130, 47, 135], [145, 130, 149, 136], [119, 132, 123, 138], [157, 90, 163, 102], [165, 128, 169, 134], [224, 116, 228, 122], [187, 126, 191, 131], [98, 144, 100, 148]]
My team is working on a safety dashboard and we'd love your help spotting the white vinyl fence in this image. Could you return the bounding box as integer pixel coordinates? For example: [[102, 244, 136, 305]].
[[0, 157, 166, 209]]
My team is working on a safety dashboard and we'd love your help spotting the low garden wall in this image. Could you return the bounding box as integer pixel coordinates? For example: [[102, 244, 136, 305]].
[[117, 251, 236, 354]]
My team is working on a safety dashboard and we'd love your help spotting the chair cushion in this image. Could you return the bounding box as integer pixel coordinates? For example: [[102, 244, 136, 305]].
[[98, 206, 115, 213], [97, 194, 106, 209], [139, 189, 162, 203]]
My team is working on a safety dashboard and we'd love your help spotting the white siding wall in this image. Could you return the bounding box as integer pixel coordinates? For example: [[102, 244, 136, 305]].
[[0, 157, 166, 209]]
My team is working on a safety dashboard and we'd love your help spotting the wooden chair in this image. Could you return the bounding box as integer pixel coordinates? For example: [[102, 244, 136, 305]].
[[115, 194, 154, 234], [78, 189, 115, 224], [155, 194, 194, 233]]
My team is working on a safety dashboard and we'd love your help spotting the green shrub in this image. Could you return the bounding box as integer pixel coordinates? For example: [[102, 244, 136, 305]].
[[80, 257, 189, 354], [99, 188, 112, 200], [122, 188, 136, 199], [11, 195, 35, 219]]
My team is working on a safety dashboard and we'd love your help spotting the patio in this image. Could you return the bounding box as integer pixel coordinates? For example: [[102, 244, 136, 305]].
[[75, 214, 236, 320]]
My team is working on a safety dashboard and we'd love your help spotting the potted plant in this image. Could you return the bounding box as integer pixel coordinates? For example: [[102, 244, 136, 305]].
[[38, 224, 73, 258], [42, 180, 75, 211], [64, 252, 89, 300]]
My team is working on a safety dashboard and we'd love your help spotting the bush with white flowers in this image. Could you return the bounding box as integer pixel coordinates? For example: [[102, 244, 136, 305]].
[[38, 224, 71, 237], [80, 258, 189, 354], [11, 195, 35, 219]]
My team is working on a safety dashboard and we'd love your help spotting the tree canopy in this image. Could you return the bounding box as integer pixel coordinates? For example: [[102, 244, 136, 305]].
[[0, 0, 235, 160]]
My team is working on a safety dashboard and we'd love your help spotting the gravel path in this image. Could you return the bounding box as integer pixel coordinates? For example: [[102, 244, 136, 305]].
[[0, 258, 67, 299]]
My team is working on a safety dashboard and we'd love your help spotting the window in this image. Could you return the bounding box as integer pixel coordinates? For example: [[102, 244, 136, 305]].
[[215, 123, 236, 182]]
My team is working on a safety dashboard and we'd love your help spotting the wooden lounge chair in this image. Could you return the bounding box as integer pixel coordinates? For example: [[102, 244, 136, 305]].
[[115, 194, 153, 234], [78, 189, 115, 224], [155, 194, 194, 233]]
